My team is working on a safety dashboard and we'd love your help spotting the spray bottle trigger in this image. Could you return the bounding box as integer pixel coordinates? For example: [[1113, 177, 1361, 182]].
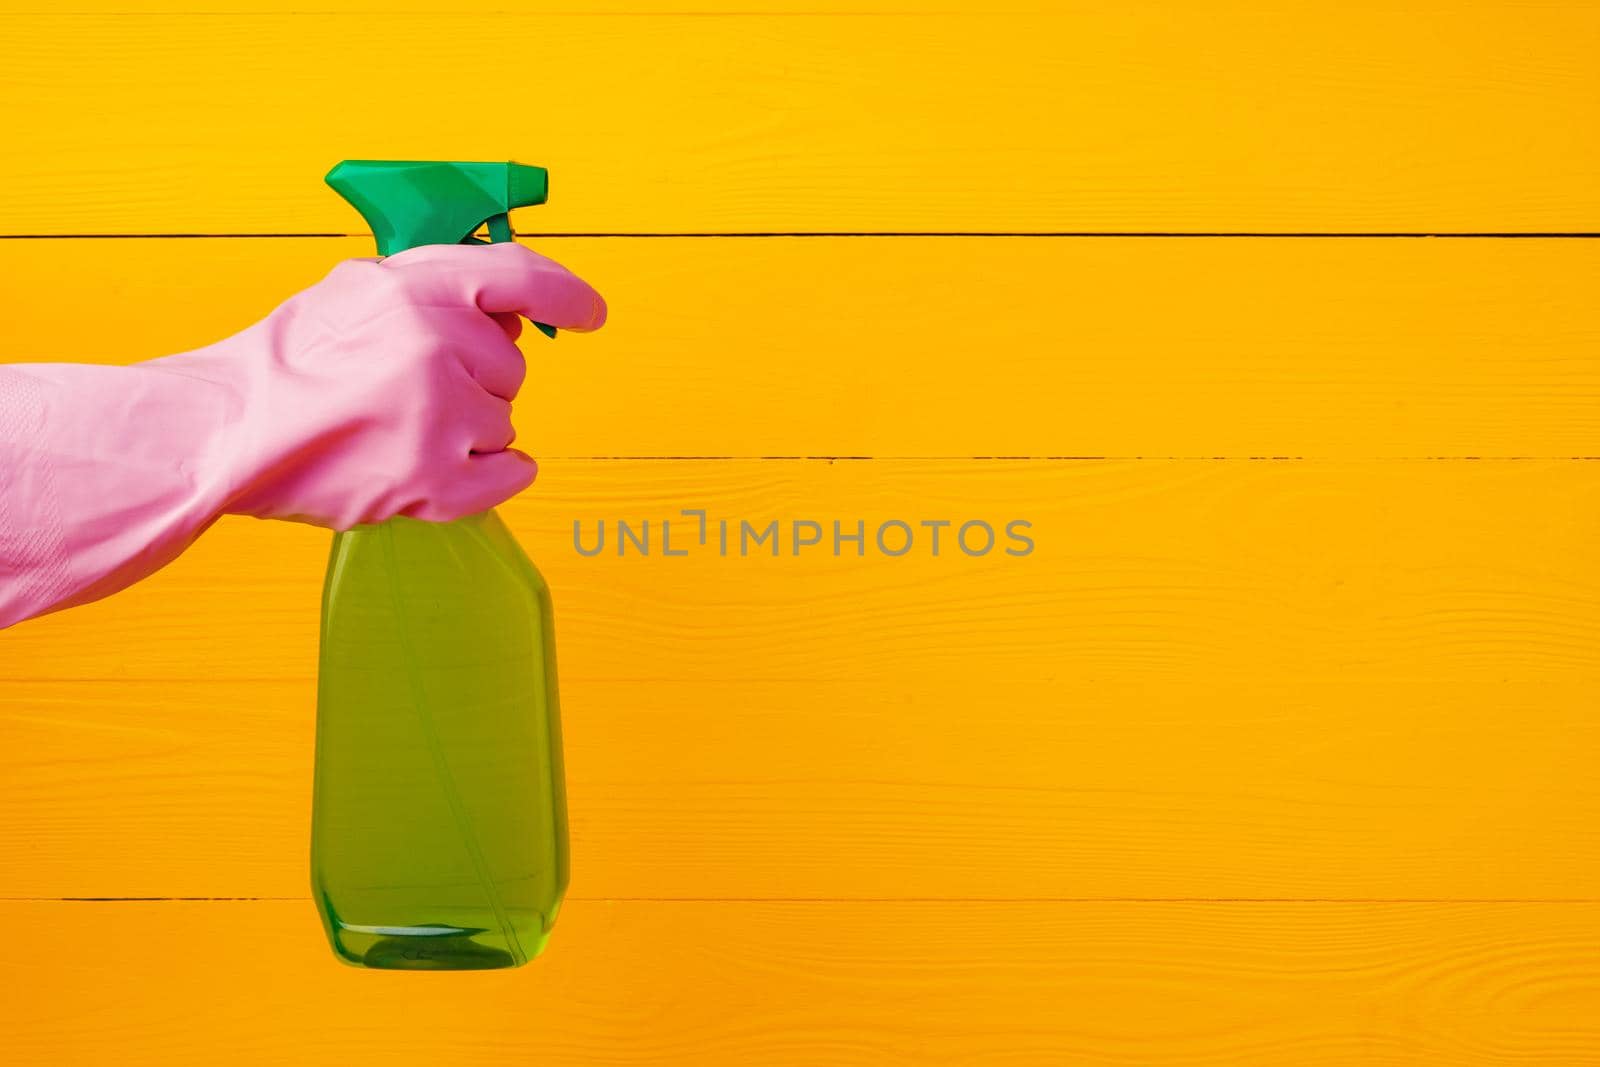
[[478, 213, 557, 340]]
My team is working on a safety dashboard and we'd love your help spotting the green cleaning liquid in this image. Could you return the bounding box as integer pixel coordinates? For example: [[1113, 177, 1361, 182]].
[[311, 161, 570, 970], [314, 513, 567, 969]]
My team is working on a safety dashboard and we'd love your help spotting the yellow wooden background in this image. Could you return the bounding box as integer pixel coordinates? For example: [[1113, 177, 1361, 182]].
[[3, 4, 1600, 1064]]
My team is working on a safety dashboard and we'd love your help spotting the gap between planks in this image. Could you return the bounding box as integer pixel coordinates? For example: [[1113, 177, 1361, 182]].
[[4, 232, 1600, 239], [13, 896, 1600, 904]]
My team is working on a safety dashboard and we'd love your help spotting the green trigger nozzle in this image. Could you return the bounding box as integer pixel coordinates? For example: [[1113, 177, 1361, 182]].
[[325, 159, 558, 339]]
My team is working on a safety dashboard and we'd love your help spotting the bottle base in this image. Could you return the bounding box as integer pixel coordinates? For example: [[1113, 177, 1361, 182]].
[[329, 920, 550, 971], [360, 935, 515, 971]]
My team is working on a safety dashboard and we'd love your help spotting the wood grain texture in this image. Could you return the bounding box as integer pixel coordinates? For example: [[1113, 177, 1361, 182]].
[[1, 8, 1597, 233], [7, 676, 1600, 902], [4, 460, 1597, 899], [4, 5, 1599, 1056], [5, 237, 1600, 457], [8, 459, 1598, 682], [4, 900, 1600, 1065]]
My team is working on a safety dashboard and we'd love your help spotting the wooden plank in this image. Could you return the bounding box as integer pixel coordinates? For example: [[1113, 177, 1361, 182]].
[[7, 459, 1597, 682], [3, 900, 1599, 1065], [5, 237, 1600, 457], [6, 675, 1600, 900], [1, 10, 1597, 233], [4, 460, 1597, 899]]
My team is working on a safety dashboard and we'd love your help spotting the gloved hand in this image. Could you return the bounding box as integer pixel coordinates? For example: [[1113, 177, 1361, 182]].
[[0, 241, 606, 629]]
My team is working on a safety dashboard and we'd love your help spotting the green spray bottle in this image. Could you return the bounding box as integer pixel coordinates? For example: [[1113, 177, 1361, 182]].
[[312, 160, 568, 970]]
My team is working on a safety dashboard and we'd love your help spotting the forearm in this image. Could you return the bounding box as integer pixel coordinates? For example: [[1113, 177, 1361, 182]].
[[0, 357, 240, 628]]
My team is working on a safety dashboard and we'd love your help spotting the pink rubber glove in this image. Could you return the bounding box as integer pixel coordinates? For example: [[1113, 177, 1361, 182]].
[[0, 242, 605, 629]]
